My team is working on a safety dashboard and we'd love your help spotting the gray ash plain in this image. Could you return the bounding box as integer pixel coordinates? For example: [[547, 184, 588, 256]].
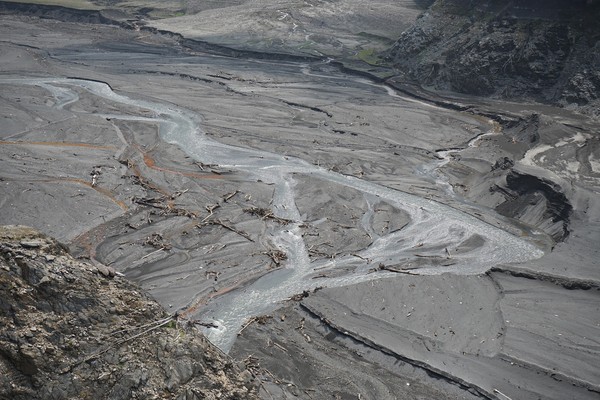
[[1, 7, 599, 400]]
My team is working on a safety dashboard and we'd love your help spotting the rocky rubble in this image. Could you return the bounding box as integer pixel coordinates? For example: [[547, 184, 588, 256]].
[[0, 225, 258, 400]]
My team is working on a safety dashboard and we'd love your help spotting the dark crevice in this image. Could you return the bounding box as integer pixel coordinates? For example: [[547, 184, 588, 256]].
[[299, 302, 496, 400], [489, 267, 599, 291], [281, 100, 333, 118]]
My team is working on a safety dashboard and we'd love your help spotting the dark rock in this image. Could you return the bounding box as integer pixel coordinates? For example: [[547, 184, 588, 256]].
[[384, 0, 600, 116], [20, 240, 44, 249], [0, 225, 258, 400], [493, 170, 572, 241], [491, 157, 515, 171], [15, 345, 39, 376], [95, 264, 113, 278]]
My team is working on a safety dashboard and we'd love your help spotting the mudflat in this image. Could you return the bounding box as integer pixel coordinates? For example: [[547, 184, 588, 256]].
[[1, 6, 599, 400]]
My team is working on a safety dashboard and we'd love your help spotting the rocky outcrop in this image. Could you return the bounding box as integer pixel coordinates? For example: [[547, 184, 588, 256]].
[[0, 1, 119, 24], [384, 0, 600, 117], [0, 225, 258, 400], [492, 168, 572, 242]]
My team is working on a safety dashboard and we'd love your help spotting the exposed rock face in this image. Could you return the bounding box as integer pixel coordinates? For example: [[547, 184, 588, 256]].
[[494, 169, 572, 241], [385, 0, 600, 117], [0, 225, 258, 400], [0, 1, 117, 24]]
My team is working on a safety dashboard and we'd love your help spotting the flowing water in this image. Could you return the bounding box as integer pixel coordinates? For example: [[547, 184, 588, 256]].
[[2, 77, 544, 351]]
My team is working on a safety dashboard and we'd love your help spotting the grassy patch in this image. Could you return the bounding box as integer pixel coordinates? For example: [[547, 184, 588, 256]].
[[356, 48, 383, 66]]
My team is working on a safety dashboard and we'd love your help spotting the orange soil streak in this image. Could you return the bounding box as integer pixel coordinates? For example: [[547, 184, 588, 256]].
[[0, 140, 116, 150], [61, 178, 129, 211], [4, 177, 128, 211], [71, 223, 108, 261], [140, 147, 223, 180], [128, 161, 171, 197], [3, 176, 125, 258]]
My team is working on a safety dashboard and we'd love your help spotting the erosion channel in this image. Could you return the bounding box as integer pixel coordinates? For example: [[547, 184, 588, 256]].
[[1, 6, 599, 400]]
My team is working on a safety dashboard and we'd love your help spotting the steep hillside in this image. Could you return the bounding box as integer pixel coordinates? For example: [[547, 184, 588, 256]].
[[0, 225, 258, 400], [385, 0, 600, 117]]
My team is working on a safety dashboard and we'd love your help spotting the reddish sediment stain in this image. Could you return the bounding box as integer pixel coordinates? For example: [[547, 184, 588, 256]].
[[140, 146, 223, 180]]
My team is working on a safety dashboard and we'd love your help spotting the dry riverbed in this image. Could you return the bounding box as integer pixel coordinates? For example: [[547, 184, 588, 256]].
[[1, 8, 599, 400]]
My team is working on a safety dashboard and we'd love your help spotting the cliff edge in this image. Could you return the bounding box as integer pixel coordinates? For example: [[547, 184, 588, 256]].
[[0, 225, 258, 400]]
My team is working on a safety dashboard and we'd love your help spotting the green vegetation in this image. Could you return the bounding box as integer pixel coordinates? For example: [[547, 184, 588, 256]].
[[356, 48, 383, 66], [297, 40, 315, 50]]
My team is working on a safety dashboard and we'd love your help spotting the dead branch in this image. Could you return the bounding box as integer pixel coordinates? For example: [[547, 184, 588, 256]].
[[193, 321, 219, 329], [170, 189, 189, 199], [237, 318, 254, 336], [144, 233, 171, 250], [237, 315, 273, 336], [142, 233, 172, 259], [107, 315, 173, 338], [205, 270, 220, 281], [64, 314, 177, 373], [127, 173, 154, 191], [141, 247, 169, 260], [308, 248, 330, 258], [222, 190, 240, 202], [272, 342, 288, 353], [286, 290, 310, 302], [205, 203, 221, 213], [244, 206, 293, 225], [134, 197, 166, 210], [197, 219, 254, 242], [134, 196, 198, 218], [376, 263, 417, 275], [193, 161, 219, 171], [255, 315, 273, 324], [165, 205, 198, 218], [308, 243, 334, 259], [351, 253, 370, 262], [202, 203, 221, 222], [295, 317, 311, 343], [262, 249, 287, 267], [204, 243, 226, 254]]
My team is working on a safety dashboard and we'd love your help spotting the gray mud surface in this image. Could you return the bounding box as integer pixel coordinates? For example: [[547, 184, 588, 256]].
[[1, 8, 599, 400]]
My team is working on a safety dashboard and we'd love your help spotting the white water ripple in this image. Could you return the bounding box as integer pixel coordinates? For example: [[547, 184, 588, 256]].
[[2, 77, 544, 351]]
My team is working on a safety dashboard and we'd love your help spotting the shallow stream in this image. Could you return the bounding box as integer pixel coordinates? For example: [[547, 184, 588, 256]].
[[2, 76, 544, 351]]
